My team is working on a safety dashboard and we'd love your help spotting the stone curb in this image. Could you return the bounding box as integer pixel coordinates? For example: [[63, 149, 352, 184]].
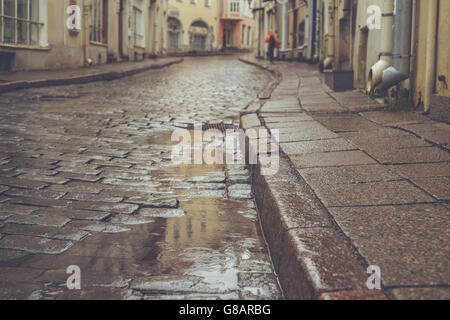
[[0, 58, 184, 95], [238, 57, 282, 101], [239, 57, 389, 300]]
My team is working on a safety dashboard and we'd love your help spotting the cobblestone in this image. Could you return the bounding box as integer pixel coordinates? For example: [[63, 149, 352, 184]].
[[0, 57, 280, 299]]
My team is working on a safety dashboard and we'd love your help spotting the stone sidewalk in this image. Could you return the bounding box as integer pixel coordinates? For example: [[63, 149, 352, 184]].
[[0, 57, 183, 94], [240, 57, 450, 300]]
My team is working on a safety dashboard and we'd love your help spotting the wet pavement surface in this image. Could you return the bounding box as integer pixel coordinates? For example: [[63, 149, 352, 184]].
[[0, 56, 282, 299]]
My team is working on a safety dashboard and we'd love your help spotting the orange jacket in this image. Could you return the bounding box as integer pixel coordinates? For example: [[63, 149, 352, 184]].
[[265, 30, 279, 47]]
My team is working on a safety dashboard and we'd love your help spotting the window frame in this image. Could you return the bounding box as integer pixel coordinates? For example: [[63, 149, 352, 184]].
[[0, 0, 43, 47], [90, 0, 108, 44]]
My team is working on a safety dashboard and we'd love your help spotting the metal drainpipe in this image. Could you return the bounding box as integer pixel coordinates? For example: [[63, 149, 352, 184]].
[[378, 0, 413, 92], [366, 0, 394, 93], [323, 0, 335, 69], [83, 0, 93, 66], [424, 0, 438, 114]]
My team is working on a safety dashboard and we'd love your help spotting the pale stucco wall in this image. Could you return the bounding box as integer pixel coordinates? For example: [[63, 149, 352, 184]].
[[168, 0, 219, 50]]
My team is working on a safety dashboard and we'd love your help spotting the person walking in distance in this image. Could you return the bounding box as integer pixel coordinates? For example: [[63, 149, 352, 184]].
[[265, 30, 279, 64]]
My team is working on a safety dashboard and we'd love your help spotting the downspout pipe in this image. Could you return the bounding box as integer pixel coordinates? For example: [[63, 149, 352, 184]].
[[378, 0, 413, 92], [83, 0, 93, 66], [424, 0, 438, 114], [323, 0, 335, 69], [367, 0, 394, 93]]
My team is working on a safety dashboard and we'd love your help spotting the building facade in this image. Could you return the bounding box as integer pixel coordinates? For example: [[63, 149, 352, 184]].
[[219, 0, 254, 49], [0, 0, 168, 72], [167, 0, 218, 52], [252, 0, 449, 113]]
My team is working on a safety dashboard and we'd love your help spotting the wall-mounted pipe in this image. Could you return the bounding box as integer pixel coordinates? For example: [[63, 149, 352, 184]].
[[323, 0, 335, 69], [83, 0, 93, 66], [378, 0, 413, 92], [367, 0, 394, 93], [424, 0, 439, 114]]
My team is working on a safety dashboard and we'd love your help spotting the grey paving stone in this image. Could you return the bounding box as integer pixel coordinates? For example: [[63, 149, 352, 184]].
[[359, 111, 429, 126], [0, 235, 73, 254], [109, 214, 155, 225], [388, 287, 450, 300], [417, 129, 450, 145], [35, 207, 111, 221], [194, 183, 226, 190], [0, 249, 28, 263], [298, 164, 400, 185], [17, 174, 70, 185], [345, 134, 432, 150], [229, 189, 253, 200], [237, 272, 282, 300], [63, 192, 124, 203], [0, 177, 48, 189], [228, 175, 251, 184], [313, 180, 436, 207], [0, 186, 8, 194], [7, 213, 71, 228], [139, 208, 185, 218], [263, 114, 314, 123], [314, 115, 380, 132], [291, 151, 377, 169], [412, 176, 450, 200], [4, 188, 67, 199], [241, 114, 261, 130], [276, 130, 339, 143], [281, 138, 356, 155], [364, 146, 450, 164], [280, 227, 368, 294], [57, 172, 102, 183], [388, 163, 450, 178], [328, 204, 450, 287], [67, 220, 131, 233], [0, 223, 89, 241], [0, 204, 38, 217], [9, 197, 70, 208], [185, 175, 226, 183], [69, 201, 139, 214]]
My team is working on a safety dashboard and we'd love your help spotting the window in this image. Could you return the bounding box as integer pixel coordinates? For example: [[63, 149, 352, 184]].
[[133, 6, 144, 47], [0, 0, 41, 46], [247, 26, 251, 45], [241, 25, 245, 46], [204, 0, 210, 7], [230, 0, 240, 13], [298, 20, 305, 46], [90, 0, 107, 43], [190, 0, 197, 4]]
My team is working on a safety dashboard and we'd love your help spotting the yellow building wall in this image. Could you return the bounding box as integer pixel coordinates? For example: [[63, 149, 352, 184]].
[[412, 0, 450, 107], [168, 0, 219, 50], [436, 0, 450, 96]]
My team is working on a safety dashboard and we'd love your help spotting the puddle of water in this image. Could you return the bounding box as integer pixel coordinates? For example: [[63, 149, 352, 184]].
[[23, 130, 281, 300]]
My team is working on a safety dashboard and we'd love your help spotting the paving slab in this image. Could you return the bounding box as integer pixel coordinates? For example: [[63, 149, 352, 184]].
[[240, 113, 261, 130], [312, 180, 436, 207], [328, 204, 450, 287], [281, 138, 356, 155], [359, 111, 429, 126], [298, 164, 400, 185], [387, 287, 450, 300], [0, 223, 89, 241], [388, 163, 450, 178], [0, 235, 73, 254], [412, 176, 450, 200], [263, 114, 314, 123], [290, 150, 377, 169], [276, 130, 339, 143], [363, 146, 450, 164], [314, 115, 380, 132]]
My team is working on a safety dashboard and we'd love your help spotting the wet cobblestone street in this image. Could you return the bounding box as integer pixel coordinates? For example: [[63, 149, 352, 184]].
[[0, 56, 282, 299]]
